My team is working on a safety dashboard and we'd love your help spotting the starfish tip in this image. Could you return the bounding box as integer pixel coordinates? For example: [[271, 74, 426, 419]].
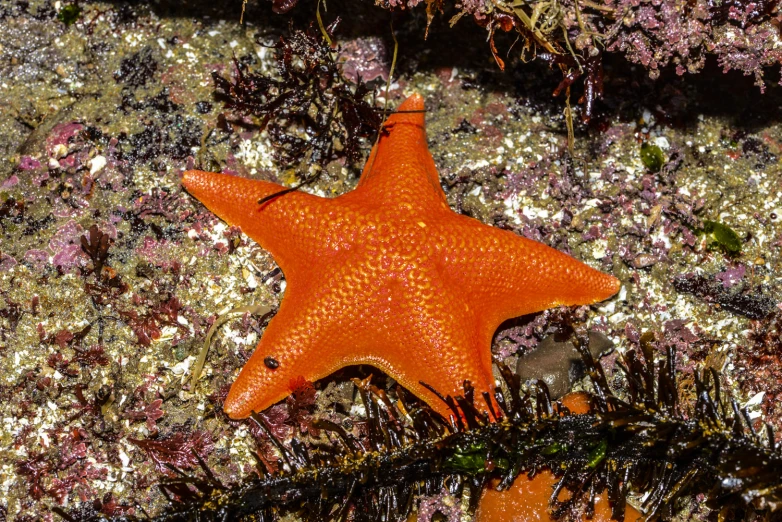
[[609, 275, 621, 294], [223, 390, 252, 420], [386, 93, 426, 128], [602, 273, 621, 297], [589, 272, 621, 305], [181, 169, 199, 186], [181, 169, 212, 196], [398, 92, 424, 111]]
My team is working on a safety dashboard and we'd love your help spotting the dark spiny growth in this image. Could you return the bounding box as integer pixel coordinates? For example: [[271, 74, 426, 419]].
[[573, 334, 782, 520], [673, 272, 776, 320], [68, 337, 782, 521], [212, 20, 381, 169], [0, 197, 25, 230], [114, 47, 158, 88]]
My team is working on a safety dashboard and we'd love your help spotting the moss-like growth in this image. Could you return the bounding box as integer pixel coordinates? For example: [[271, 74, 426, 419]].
[[57, 3, 81, 26], [703, 219, 742, 255], [640, 142, 665, 172]]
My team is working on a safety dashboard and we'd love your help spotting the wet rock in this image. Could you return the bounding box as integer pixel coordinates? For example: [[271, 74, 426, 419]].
[[516, 331, 614, 398]]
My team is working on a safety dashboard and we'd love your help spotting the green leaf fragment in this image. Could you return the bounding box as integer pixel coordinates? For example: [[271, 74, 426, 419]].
[[541, 442, 565, 455], [703, 220, 742, 255], [57, 4, 81, 26], [640, 142, 665, 172], [446, 442, 487, 474], [587, 439, 607, 468], [493, 457, 510, 471]]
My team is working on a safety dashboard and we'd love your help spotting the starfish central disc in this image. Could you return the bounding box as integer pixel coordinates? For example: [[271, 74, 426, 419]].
[[183, 93, 620, 420]]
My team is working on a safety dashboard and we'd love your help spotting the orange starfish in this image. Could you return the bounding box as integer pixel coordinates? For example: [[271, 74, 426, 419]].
[[183, 93, 620, 420]]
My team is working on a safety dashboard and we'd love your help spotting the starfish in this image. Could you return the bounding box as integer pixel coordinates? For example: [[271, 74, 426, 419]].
[[183, 93, 620, 420]]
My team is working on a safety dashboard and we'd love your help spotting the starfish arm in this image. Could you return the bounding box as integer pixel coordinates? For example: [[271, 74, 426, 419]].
[[222, 255, 392, 418], [222, 277, 354, 419], [223, 257, 498, 420], [355, 94, 449, 213], [377, 281, 499, 420], [438, 214, 621, 324], [183, 170, 335, 273]]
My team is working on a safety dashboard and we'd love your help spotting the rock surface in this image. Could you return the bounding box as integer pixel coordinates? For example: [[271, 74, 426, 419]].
[[0, 0, 781, 519]]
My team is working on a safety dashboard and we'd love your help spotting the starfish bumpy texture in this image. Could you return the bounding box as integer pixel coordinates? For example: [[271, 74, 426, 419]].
[[183, 94, 620, 419]]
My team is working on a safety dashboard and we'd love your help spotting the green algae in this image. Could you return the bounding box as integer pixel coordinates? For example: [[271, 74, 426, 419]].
[[702, 219, 742, 255], [57, 3, 81, 26], [640, 142, 665, 172]]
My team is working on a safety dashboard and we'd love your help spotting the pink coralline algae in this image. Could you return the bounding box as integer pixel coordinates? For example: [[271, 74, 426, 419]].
[[494, 310, 555, 356], [606, 0, 711, 78], [49, 220, 88, 272], [715, 264, 746, 288], [378, 0, 425, 9], [339, 37, 390, 84], [135, 236, 180, 269], [46, 122, 84, 158], [377, 0, 490, 19], [605, 0, 781, 88], [365, 0, 780, 90], [1, 174, 19, 189], [23, 249, 50, 271], [713, 22, 782, 89], [0, 252, 17, 271], [18, 157, 41, 170], [416, 489, 463, 522]]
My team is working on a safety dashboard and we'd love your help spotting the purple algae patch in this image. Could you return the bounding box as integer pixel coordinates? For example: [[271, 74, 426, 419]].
[[48, 219, 88, 272], [1, 175, 19, 189], [46, 122, 84, 155], [339, 37, 390, 84], [18, 157, 41, 170], [416, 488, 463, 522], [715, 264, 746, 288], [0, 252, 18, 271], [23, 249, 50, 271]]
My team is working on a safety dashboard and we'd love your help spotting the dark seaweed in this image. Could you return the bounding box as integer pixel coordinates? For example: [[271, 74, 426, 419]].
[[212, 20, 381, 169], [66, 331, 782, 521], [0, 197, 25, 230], [80, 225, 111, 277], [114, 48, 158, 88], [547, 51, 605, 124], [673, 272, 775, 320]]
